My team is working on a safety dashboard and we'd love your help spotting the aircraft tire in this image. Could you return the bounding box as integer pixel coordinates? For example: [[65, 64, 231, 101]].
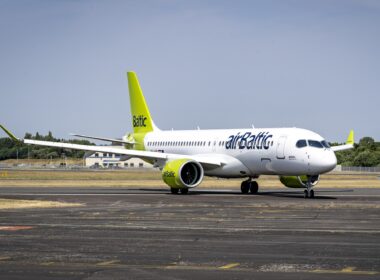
[[249, 181, 259, 194], [171, 188, 179, 194], [310, 190, 315, 198], [304, 190, 308, 198], [241, 181, 250, 194], [180, 188, 189, 194]]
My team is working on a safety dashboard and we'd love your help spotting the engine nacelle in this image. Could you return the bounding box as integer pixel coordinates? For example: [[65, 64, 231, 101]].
[[279, 175, 320, 188], [162, 159, 204, 189]]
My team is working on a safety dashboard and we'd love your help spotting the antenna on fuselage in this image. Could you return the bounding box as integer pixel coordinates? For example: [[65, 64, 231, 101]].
[[251, 124, 255, 129]]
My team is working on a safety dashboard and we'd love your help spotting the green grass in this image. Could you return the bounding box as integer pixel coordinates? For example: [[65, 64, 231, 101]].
[[0, 169, 379, 188]]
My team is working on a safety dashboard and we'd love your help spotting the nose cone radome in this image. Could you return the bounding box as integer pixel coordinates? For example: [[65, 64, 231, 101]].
[[325, 151, 337, 172], [312, 151, 337, 174]]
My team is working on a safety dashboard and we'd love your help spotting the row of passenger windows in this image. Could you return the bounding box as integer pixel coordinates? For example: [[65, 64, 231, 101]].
[[147, 141, 217, 147], [296, 139, 330, 149], [147, 140, 275, 148]]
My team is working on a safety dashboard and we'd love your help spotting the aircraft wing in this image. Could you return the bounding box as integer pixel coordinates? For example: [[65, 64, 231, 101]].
[[70, 133, 135, 145], [331, 144, 354, 152], [23, 139, 223, 167], [0, 125, 224, 167], [331, 130, 355, 152]]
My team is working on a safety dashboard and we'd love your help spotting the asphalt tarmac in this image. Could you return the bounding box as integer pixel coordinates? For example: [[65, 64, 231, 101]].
[[0, 186, 379, 280]]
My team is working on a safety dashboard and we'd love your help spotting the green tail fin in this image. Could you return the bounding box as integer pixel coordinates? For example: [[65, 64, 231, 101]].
[[127, 72, 158, 133]]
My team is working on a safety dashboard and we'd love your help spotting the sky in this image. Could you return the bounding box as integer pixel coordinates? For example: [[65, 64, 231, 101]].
[[0, 0, 379, 143]]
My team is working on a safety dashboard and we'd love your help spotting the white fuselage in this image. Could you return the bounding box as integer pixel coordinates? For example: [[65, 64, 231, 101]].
[[143, 127, 337, 178]]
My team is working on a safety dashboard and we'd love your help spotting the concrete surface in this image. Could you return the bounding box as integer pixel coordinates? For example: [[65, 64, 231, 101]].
[[0, 186, 379, 279]]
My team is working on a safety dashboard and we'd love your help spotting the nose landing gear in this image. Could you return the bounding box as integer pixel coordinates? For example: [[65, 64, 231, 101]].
[[304, 188, 315, 199], [303, 176, 316, 199]]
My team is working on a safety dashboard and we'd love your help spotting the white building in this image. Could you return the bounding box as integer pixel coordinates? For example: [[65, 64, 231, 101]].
[[84, 148, 153, 169]]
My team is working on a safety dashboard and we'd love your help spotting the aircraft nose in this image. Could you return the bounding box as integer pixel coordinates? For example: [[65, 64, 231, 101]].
[[311, 150, 337, 174], [325, 151, 337, 172]]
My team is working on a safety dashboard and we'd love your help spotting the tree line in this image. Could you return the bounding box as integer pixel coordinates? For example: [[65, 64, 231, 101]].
[[0, 131, 93, 160], [332, 137, 380, 167], [0, 132, 379, 167]]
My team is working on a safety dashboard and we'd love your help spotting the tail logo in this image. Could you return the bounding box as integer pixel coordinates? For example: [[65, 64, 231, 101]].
[[133, 115, 147, 127]]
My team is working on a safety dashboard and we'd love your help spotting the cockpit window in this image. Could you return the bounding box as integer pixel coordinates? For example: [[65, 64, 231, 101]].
[[308, 140, 323, 148], [321, 140, 330, 148], [296, 139, 307, 148]]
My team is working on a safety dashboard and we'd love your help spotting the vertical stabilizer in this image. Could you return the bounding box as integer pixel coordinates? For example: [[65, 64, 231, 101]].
[[127, 72, 158, 134]]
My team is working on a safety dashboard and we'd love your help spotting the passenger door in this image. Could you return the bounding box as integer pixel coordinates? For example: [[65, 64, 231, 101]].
[[276, 136, 287, 159]]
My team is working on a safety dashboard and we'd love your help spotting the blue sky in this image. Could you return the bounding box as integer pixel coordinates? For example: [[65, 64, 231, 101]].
[[1, 0, 379, 142]]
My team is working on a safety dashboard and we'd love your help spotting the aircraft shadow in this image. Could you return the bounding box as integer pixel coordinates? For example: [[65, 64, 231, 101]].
[[256, 191, 336, 200], [138, 188, 354, 199]]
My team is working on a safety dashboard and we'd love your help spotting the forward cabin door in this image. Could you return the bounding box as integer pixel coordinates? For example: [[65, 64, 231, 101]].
[[276, 136, 287, 159]]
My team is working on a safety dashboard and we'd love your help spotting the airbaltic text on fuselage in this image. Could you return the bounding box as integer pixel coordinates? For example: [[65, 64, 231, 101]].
[[133, 115, 147, 127], [226, 131, 273, 150]]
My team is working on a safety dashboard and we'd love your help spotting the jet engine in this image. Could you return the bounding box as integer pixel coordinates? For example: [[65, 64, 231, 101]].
[[162, 159, 204, 189], [279, 175, 320, 188]]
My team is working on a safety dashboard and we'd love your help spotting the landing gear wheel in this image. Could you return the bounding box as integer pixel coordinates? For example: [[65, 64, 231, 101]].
[[180, 188, 189, 194], [170, 188, 179, 194], [241, 181, 250, 194], [309, 189, 315, 198], [249, 181, 259, 194], [304, 190, 309, 199], [303, 175, 317, 199], [304, 189, 315, 199]]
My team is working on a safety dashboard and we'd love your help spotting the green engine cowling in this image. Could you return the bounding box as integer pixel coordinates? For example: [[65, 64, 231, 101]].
[[279, 175, 320, 188], [162, 159, 204, 189]]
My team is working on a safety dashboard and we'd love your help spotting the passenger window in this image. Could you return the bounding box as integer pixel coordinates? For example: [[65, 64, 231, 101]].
[[296, 140, 307, 148]]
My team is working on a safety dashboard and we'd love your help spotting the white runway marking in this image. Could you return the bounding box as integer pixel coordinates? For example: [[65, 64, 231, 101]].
[[1, 222, 379, 234], [2, 192, 380, 198]]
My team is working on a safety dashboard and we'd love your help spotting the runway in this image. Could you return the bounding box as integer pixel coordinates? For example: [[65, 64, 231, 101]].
[[0, 186, 379, 279]]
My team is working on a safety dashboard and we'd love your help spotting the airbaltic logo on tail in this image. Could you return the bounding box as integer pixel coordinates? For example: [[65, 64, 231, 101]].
[[226, 131, 273, 150], [133, 115, 147, 127]]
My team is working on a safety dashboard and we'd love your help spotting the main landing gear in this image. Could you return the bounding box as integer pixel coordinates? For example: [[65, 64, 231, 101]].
[[241, 179, 259, 194], [170, 187, 189, 194]]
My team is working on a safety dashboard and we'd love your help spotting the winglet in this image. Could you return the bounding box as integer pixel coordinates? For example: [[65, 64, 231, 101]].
[[0, 125, 21, 142], [346, 130, 354, 145]]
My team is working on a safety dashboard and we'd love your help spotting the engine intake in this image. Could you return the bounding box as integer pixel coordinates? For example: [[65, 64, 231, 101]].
[[162, 159, 204, 189]]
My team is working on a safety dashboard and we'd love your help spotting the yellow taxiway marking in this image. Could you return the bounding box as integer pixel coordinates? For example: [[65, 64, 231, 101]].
[[219, 263, 240, 269], [312, 266, 378, 275], [40, 262, 55, 266], [97, 260, 120, 266], [341, 266, 355, 272]]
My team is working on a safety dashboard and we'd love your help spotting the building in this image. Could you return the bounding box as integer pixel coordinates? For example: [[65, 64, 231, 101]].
[[84, 148, 153, 169]]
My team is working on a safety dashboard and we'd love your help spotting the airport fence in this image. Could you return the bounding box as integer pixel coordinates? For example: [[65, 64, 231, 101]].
[[338, 166, 380, 173]]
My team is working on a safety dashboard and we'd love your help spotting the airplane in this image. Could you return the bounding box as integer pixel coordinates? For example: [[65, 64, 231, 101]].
[[0, 72, 354, 198]]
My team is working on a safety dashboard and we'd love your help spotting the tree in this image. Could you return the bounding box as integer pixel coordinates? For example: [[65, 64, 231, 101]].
[[352, 151, 379, 167], [24, 132, 32, 139], [358, 137, 376, 151]]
